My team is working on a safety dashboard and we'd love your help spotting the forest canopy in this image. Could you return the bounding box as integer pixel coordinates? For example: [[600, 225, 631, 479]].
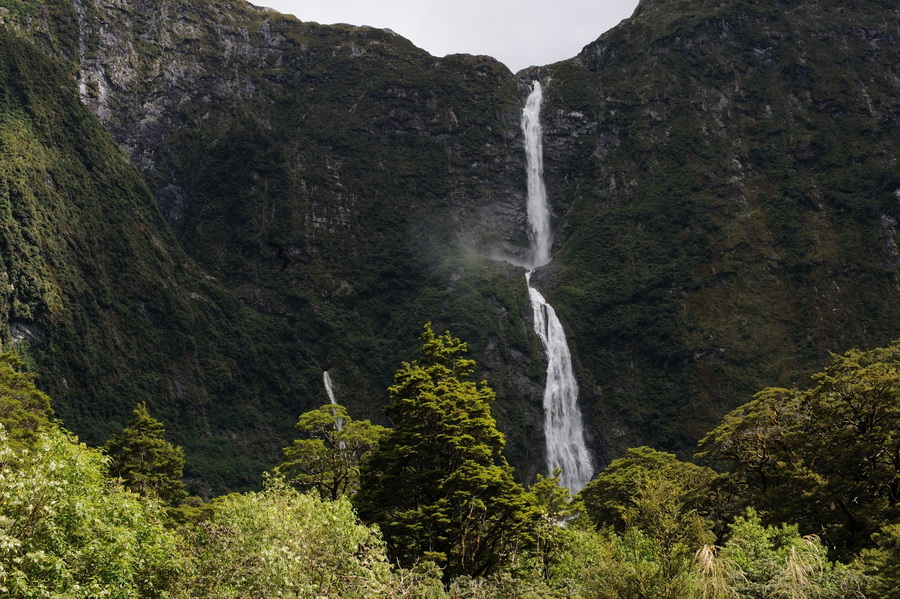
[[1, 332, 898, 597]]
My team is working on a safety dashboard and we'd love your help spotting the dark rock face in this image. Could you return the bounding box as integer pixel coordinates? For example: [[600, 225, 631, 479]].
[[3, 0, 900, 489], [35, 0, 552, 483], [537, 0, 900, 461], [66, 0, 533, 250]]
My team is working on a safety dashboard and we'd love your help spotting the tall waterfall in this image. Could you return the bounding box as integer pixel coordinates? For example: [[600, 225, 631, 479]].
[[522, 81, 593, 493], [323, 371, 343, 431]]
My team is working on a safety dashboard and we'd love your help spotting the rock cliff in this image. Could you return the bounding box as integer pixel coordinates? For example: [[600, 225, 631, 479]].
[[1, 0, 898, 489]]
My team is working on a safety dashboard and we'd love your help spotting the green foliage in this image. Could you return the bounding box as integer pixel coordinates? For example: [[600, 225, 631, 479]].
[[0, 425, 182, 598], [0, 0, 40, 21], [275, 402, 387, 500], [538, 527, 613, 597], [578, 527, 701, 599], [355, 324, 535, 578], [698, 341, 900, 555], [178, 477, 436, 598], [696, 509, 864, 599], [528, 469, 573, 522], [104, 402, 187, 505], [0, 352, 51, 449], [522, 469, 577, 582], [447, 571, 567, 599], [854, 523, 900, 599], [579, 447, 718, 547]]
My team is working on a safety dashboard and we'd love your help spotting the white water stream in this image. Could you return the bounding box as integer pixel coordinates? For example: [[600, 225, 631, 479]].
[[522, 81, 593, 493], [323, 371, 343, 431], [522, 83, 552, 268]]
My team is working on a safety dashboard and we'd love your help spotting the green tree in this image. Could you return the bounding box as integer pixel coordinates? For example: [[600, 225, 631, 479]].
[[0, 425, 182, 598], [579, 447, 718, 540], [698, 341, 900, 555], [578, 447, 718, 593], [0, 352, 52, 449], [525, 469, 575, 581], [104, 402, 187, 504], [276, 403, 387, 500], [591, 527, 702, 599], [354, 324, 535, 579], [854, 523, 900, 599], [529, 469, 574, 524]]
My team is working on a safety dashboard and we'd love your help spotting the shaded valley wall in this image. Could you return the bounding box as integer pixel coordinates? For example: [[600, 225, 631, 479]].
[[1, 0, 898, 489], [537, 0, 900, 460]]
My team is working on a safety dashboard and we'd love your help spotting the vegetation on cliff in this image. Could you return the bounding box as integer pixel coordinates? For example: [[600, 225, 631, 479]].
[[1, 0, 899, 501], [0, 25, 328, 493], [539, 0, 900, 460]]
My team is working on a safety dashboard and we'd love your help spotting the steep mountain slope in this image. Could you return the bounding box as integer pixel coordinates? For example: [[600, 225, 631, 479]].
[[3, 0, 553, 485], [2, 0, 898, 488], [539, 0, 900, 455], [49, 0, 555, 474], [0, 25, 330, 492]]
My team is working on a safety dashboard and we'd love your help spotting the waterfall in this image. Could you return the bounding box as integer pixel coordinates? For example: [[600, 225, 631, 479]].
[[522, 81, 593, 493], [323, 371, 337, 404], [527, 274, 594, 492], [323, 371, 343, 431], [522, 82, 552, 268]]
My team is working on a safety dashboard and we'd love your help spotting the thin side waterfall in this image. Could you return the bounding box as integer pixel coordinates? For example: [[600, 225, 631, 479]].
[[323, 371, 337, 404], [323, 371, 343, 431], [522, 81, 593, 493]]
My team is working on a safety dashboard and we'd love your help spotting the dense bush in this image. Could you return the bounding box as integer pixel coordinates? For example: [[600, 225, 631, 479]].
[[0, 425, 182, 598], [179, 478, 403, 598], [2, 336, 899, 597]]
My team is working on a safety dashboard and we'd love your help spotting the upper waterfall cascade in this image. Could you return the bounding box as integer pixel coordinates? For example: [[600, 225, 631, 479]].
[[522, 81, 593, 493], [323, 371, 337, 405], [522, 82, 552, 269]]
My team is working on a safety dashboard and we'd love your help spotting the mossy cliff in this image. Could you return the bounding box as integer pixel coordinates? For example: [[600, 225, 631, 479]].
[[1, 0, 550, 490], [1, 0, 898, 489], [0, 28, 324, 492], [50, 0, 549, 478], [538, 0, 900, 457]]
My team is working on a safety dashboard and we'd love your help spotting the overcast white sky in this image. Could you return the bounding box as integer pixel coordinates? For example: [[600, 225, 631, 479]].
[[250, 1, 640, 73]]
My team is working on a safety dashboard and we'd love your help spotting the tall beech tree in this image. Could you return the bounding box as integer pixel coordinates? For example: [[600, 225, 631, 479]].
[[578, 447, 718, 588], [698, 340, 900, 556], [104, 402, 187, 504], [354, 324, 535, 578], [579, 447, 718, 540]]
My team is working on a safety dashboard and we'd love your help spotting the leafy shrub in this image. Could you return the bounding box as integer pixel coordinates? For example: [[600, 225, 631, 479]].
[[179, 477, 418, 598], [0, 425, 182, 598], [696, 510, 865, 599]]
